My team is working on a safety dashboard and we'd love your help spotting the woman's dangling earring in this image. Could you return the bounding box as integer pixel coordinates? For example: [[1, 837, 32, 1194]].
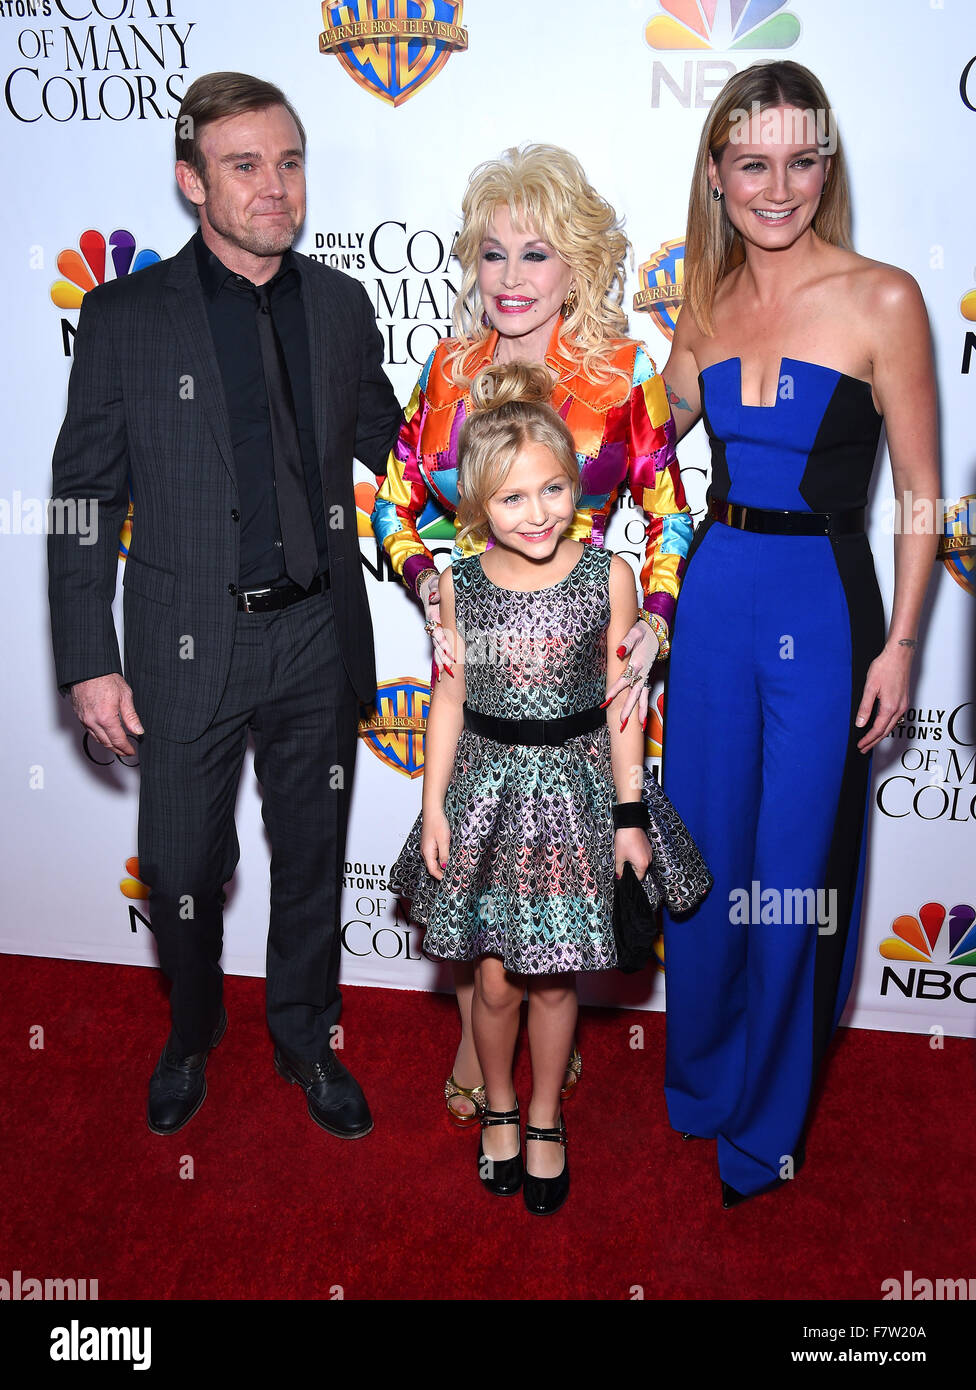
[[711, 187, 723, 202], [481, 310, 492, 328], [561, 284, 578, 319]]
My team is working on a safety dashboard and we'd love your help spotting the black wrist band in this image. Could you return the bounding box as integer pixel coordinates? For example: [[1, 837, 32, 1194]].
[[613, 801, 650, 830]]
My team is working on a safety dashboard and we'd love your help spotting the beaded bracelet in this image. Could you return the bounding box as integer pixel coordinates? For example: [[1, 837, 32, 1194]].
[[414, 567, 438, 600], [646, 611, 671, 662]]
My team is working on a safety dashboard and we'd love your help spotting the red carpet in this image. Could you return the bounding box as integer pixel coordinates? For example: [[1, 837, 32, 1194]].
[[2, 953, 974, 1302]]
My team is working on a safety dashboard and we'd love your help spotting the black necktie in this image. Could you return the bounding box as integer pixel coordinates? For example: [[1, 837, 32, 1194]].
[[254, 282, 318, 590]]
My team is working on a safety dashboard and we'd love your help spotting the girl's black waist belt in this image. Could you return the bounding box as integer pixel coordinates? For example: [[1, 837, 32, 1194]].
[[709, 497, 865, 536], [463, 702, 606, 746]]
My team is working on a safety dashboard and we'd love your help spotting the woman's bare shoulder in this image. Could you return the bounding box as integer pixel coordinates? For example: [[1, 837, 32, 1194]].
[[833, 254, 928, 343], [824, 246, 921, 305], [668, 293, 711, 368]]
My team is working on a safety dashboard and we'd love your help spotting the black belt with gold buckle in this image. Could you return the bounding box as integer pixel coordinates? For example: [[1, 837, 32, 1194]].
[[236, 572, 329, 613], [708, 498, 865, 536]]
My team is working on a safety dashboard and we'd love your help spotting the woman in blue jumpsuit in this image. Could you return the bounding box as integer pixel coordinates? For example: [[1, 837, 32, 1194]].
[[660, 61, 939, 1206]]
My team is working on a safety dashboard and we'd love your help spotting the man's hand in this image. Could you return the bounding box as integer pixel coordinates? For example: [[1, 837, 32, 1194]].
[[70, 674, 143, 756]]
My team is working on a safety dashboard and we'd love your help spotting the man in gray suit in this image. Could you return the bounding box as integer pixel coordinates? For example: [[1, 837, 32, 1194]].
[[49, 72, 401, 1138]]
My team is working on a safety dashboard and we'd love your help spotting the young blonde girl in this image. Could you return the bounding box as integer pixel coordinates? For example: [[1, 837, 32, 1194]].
[[391, 362, 709, 1215]]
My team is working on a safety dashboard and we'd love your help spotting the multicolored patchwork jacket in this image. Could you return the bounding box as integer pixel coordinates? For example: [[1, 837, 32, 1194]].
[[371, 325, 692, 633]]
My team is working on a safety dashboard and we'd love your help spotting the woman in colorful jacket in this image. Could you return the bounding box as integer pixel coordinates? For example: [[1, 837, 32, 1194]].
[[372, 144, 693, 1123]]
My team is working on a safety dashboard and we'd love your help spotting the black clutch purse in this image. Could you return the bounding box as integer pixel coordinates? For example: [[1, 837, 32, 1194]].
[[611, 774, 713, 973], [613, 863, 662, 974]]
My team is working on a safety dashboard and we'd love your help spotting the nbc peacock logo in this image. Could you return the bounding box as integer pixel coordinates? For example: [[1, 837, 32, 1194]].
[[120, 856, 151, 935], [646, 690, 665, 759], [961, 281, 976, 380], [880, 902, 976, 968], [645, 0, 801, 50], [50, 228, 161, 311], [355, 478, 455, 542], [879, 902, 976, 1005], [51, 232, 157, 551], [118, 485, 134, 563], [120, 856, 150, 902]]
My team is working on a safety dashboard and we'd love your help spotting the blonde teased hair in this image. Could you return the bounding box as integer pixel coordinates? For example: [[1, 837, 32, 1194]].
[[455, 362, 580, 547], [447, 144, 631, 388], [685, 61, 852, 335]]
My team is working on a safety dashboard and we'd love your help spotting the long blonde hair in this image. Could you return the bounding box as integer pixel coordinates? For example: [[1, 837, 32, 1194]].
[[455, 362, 580, 547], [447, 145, 631, 388], [684, 61, 852, 335]]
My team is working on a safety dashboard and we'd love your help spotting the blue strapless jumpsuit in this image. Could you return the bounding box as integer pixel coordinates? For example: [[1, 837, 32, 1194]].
[[662, 356, 885, 1197]]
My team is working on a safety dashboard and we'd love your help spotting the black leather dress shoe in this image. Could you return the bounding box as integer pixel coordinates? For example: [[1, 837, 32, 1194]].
[[147, 1007, 227, 1135], [274, 1046, 373, 1139]]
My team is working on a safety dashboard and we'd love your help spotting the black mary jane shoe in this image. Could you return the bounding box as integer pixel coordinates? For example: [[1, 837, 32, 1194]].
[[478, 1103, 523, 1196], [523, 1118, 569, 1216]]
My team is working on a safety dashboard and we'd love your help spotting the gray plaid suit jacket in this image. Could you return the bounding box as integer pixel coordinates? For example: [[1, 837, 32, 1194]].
[[49, 236, 401, 743]]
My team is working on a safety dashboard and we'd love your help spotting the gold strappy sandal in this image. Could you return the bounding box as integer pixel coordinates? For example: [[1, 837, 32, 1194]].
[[444, 1074, 487, 1128], [560, 1044, 582, 1100]]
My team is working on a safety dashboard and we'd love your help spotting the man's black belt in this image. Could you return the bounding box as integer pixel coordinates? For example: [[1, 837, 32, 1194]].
[[463, 703, 606, 746], [708, 498, 865, 536], [236, 572, 329, 613]]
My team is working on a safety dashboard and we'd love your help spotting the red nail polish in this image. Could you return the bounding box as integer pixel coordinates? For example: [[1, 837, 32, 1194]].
[[599, 697, 612, 709], [445, 665, 455, 678], [621, 715, 629, 731], [616, 645, 627, 659], [642, 715, 648, 731]]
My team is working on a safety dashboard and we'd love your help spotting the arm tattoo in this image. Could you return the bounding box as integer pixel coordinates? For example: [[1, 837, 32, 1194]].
[[665, 380, 693, 414]]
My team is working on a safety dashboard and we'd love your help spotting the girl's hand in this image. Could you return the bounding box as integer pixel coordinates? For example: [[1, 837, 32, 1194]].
[[855, 642, 915, 753], [421, 809, 451, 880], [419, 571, 455, 680], [614, 826, 653, 881], [604, 620, 659, 727]]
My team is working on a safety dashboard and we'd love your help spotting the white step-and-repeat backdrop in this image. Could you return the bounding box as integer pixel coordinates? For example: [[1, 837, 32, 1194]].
[[2, 1, 974, 1036]]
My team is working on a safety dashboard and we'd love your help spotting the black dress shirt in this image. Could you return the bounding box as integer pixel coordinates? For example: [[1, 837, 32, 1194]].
[[193, 230, 328, 589]]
